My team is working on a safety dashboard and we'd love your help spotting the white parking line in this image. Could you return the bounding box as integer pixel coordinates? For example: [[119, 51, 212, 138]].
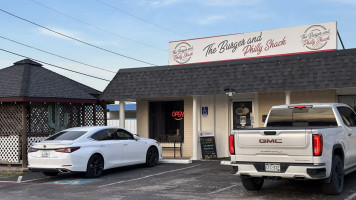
[[345, 191, 356, 200], [98, 164, 201, 187], [208, 184, 240, 194], [21, 177, 49, 183]]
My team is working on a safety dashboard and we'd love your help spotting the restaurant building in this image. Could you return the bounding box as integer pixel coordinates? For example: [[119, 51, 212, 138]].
[[101, 22, 356, 159]]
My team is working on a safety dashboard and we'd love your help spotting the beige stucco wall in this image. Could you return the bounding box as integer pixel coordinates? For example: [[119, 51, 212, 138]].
[[136, 100, 149, 138], [291, 89, 337, 104], [136, 97, 193, 158], [257, 92, 285, 127]]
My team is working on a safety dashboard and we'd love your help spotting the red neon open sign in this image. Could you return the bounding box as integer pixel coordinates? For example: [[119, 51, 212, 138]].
[[172, 111, 184, 120]]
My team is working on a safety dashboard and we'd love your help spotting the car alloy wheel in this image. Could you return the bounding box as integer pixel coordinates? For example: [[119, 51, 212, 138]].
[[86, 154, 104, 178], [146, 146, 158, 167]]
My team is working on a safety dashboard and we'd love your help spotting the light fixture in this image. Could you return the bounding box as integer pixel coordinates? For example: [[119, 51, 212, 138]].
[[224, 88, 236, 97]]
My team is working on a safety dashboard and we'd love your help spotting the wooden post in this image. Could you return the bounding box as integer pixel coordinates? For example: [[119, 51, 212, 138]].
[[21, 103, 28, 168], [93, 104, 97, 126], [103, 101, 107, 126]]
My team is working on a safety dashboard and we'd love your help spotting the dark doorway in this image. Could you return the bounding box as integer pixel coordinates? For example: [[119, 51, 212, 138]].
[[149, 101, 184, 142]]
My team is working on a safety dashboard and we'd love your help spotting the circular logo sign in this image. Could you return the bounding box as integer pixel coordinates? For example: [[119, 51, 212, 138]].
[[172, 42, 194, 64], [301, 25, 331, 50]]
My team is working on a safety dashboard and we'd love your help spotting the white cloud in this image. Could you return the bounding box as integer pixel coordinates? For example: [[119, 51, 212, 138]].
[[198, 15, 227, 25]]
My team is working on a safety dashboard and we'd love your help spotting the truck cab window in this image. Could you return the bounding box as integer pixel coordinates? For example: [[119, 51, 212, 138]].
[[337, 107, 356, 127]]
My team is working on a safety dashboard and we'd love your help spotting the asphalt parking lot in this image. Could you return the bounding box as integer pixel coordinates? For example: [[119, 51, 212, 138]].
[[1, 160, 356, 200]]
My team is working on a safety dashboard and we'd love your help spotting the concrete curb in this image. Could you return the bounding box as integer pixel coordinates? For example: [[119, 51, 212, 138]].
[[159, 159, 192, 164]]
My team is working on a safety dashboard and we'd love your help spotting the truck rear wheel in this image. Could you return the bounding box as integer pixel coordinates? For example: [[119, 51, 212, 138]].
[[321, 155, 344, 195], [241, 177, 264, 191]]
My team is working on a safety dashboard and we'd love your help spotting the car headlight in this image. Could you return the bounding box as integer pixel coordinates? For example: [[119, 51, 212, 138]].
[[156, 141, 160, 146]]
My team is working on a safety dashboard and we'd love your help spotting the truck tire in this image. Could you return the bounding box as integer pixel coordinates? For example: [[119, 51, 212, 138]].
[[321, 155, 344, 195], [241, 177, 264, 191]]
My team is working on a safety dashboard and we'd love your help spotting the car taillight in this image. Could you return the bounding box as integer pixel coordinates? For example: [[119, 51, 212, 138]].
[[55, 147, 80, 153], [229, 135, 235, 155], [313, 134, 323, 156], [28, 147, 38, 152]]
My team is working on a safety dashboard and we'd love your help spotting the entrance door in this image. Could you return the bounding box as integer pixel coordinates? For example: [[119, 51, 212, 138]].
[[233, 101, 253, 129]]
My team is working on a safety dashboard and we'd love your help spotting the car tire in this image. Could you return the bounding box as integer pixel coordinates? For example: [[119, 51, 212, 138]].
[[321, 155, 344, 195], [85, 154, 104, 178], [145, 146, 158, 167], [42, 171, 58, 176], [241, 177, 264, 191]]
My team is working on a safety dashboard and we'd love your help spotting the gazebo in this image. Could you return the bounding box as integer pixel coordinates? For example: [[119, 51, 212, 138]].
[[0, 59, 107, 167]]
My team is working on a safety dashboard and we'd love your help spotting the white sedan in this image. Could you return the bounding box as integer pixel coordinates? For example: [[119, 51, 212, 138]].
[[28, 126, 162, 177]]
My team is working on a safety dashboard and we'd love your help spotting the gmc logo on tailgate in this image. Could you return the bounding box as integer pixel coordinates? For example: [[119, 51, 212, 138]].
[[259, 139, 282, 143]]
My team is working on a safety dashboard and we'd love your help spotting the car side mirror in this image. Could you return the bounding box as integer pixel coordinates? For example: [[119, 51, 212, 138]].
[[133, 134, 140, 141]]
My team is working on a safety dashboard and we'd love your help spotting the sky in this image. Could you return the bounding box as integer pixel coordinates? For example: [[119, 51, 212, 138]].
[[0, 0, 356, 92]]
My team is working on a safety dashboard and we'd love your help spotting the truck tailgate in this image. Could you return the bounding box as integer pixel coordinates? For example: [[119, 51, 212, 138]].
[[234, 129, 313, 160]]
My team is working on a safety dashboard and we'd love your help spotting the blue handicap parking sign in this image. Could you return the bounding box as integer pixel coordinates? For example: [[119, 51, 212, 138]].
[[202, 107, 208, 117]]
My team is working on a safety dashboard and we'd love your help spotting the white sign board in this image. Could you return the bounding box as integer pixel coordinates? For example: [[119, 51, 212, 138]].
[[169, 22, 337, 66]]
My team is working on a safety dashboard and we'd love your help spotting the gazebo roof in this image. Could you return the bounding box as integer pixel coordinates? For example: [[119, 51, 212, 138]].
[[0, 59, 101, 103]]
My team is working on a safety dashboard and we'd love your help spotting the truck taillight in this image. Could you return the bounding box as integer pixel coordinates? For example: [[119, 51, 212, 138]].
[[313, 134, 323, 156], [229, 135, 235, 155]]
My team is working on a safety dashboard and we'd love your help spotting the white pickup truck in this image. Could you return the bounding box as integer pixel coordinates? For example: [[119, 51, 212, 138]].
[[228, 103, 356, 195]]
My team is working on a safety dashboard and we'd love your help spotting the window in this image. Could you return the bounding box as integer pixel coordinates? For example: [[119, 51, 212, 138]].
[[337, 107, 356, 127], [116, 129, 134, 140], [46, 131, 87, 141], [266, 107, 337, 127], [90, 129, 117, 141], [149, 101, 184, 142]]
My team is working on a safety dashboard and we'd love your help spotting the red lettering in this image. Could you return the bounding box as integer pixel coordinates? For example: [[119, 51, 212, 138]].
[[259, 139, 282, 143]]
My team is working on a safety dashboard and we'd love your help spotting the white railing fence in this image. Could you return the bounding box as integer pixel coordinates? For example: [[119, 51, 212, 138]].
[[107, 119, 137, 134]]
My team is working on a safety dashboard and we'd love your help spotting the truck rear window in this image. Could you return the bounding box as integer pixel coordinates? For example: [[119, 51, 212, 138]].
[[266, 107, 337, 127]]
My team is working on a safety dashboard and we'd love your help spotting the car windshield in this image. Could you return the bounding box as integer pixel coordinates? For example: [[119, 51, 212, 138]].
[[46, 131, 87, 140], [266, 107, 338, 127]]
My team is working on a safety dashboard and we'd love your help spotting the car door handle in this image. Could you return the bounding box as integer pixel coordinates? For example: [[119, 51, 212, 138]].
[[123, 144, 128, 146], [100, 145, 105, 147]]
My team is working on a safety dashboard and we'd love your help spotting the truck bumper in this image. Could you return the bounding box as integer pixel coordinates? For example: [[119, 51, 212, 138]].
[[230, 161, 327, 180]]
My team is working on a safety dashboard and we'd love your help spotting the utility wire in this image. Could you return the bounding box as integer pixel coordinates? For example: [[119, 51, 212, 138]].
[[0, 8, 157, 66], [0, 48, 110, 82], [0, 35, 116, 73], [95, 0, 191, 38], [30, 0, 166, 52]]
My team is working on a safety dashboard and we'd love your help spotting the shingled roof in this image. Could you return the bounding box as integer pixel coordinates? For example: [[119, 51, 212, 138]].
[[101, 48, 356, 101], [0, 59, 101, 103]]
